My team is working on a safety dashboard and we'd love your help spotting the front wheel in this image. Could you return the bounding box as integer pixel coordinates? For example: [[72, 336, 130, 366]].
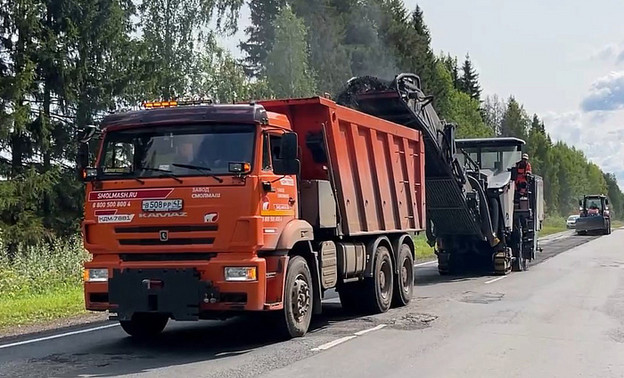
[[392, 243, 414, 307], [119, 313, 168, 338], [276, 256, 313, 338]]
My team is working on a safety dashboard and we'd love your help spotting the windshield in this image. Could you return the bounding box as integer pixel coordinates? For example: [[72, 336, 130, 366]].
[[585, 199, 603, 210], [97, 124, 255, 178], [458, 146, 521, 172]]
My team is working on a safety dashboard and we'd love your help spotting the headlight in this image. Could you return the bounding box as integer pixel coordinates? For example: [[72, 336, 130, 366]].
[[83, 268, 109, 282], [224, 267, 257, 281]]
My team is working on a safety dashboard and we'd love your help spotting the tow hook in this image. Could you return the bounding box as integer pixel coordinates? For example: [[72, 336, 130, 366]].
[[204, 293, 218, 304]]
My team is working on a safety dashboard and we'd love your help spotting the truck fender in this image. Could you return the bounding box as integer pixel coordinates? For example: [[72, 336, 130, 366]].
[[363, 236, 393, 278], [390, 234, 415, 275], [289, 241, 323, 315], [276, 220, 314, 250]]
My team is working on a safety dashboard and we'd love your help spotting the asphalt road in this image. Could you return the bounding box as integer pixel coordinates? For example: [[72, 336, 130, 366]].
[[0, 230, 617, 378]]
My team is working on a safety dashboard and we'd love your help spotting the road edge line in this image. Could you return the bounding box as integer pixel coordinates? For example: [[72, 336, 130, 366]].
[[0, 323, 119, 349]]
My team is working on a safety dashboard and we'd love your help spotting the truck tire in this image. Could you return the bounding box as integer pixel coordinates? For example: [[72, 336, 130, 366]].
[[276, 256, 313, 338], [363, 245, 394, 313], [604, 220, 611, 235], [392, 243, 414, 307], [119, 313, 168, 338]]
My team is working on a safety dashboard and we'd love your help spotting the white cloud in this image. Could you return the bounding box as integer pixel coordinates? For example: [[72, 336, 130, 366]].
[[542, 110, 624, 186], [591, 42, 624, 64], [581, 71, 624, 112]]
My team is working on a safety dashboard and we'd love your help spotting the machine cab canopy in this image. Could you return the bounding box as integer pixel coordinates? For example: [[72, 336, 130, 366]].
[[455, 137, 525, 173]]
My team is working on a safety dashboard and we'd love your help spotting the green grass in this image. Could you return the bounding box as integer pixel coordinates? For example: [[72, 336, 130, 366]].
[[0, 287, 87, 329], [540, 216, 568, 236], [413, 234, 435, 261], [0, 236, 90, 330]]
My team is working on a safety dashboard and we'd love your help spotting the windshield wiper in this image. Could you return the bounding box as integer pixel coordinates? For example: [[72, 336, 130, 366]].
[[172, 163, 224, 183], [139, 167, 183, 183]]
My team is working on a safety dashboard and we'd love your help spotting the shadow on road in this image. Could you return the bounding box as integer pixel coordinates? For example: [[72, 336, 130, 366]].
[[51, 303, 365, 377]]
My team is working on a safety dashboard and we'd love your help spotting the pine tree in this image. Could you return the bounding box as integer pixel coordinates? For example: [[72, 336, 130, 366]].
[[501, 97, 529, 140], [458, 53, 482, 101], [239, 0, 286, 77], [264, 5, 317, 98]]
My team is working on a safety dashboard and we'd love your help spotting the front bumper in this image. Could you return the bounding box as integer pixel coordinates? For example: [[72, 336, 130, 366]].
[[575, 216, 607, 231], [84, 255, 275, 319]]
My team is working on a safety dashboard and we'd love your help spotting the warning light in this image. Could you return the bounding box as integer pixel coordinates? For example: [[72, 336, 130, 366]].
[[142, 99, 213, 109]]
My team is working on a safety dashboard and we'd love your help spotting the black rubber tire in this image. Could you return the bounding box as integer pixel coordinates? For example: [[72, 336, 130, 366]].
[[119, 313, 168, 338], [392, 243, 414, 307], [363, 245, 394, 313], [276, 256, 313, 338], [511, 220, 526, 272]]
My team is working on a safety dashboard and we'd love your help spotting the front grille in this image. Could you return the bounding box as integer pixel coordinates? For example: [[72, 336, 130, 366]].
[[115, 225, 218, 233], [119, 238, 215, 246], [120, 253, 217, 262]]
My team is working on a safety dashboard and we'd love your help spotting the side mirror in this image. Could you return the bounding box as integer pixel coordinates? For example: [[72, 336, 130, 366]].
[[578, 199, 582, 207], [606, 199, 609, 205], [280, 132, 298, 160], [273, 159, 300, 176], [510, 166, 518, 181], [79, 124, 98, 143]]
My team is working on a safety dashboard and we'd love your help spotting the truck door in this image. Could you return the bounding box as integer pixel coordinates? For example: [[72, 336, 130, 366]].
[[259, 132, 297, 249]]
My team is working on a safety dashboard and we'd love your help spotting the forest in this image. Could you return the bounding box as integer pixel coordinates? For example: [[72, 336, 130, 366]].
[[0, 0, 622, 255]]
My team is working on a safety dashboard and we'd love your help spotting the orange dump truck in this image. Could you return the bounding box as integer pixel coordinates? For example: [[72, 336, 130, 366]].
[[78, 96, 425, 338]]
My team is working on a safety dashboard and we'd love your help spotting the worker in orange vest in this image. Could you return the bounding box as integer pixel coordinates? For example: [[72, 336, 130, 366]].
[[515, 153, 532, 196]]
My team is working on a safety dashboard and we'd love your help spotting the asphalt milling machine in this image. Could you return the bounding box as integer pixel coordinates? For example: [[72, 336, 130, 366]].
[[335, 73, 544, 275]]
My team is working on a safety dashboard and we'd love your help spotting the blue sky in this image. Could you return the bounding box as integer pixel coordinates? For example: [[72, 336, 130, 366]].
[[218, 0, 624, 184]]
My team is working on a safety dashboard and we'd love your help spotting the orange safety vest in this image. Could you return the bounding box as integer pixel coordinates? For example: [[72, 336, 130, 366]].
[[516, 160, 531, 183]]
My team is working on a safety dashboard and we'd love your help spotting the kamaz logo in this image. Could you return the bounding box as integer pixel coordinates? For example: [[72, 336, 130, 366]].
[[139, 212, 187, 218]]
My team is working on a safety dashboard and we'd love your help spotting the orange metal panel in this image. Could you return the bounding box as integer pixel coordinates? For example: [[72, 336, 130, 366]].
[[259, 97, 425, 236]]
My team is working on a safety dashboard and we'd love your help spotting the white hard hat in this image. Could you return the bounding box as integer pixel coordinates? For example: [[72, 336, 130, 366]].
[[522, 153, 529, 159]]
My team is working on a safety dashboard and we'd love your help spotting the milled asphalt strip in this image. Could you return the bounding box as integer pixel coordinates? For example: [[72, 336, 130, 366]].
[[0, 323, 119, 349]]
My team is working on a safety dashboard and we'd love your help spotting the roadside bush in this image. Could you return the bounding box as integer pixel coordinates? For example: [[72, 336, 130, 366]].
[[0, 236, 89, 299]]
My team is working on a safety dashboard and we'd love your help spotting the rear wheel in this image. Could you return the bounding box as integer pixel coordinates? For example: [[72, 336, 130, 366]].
[[392, 243, 414, 307], [363, 245, 393, 313], [276, 256, 313, 338], [119, 313, 168, 338]]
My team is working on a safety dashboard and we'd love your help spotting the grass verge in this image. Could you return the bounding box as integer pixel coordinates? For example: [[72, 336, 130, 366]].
[[540, 216, 568, 236], [0, 287, 86, 329], [0, 236, 89, 330], [413, 234, 435, 261]]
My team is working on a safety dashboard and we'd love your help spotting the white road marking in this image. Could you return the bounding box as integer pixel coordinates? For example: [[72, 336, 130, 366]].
[[0, 323, 119, 350], [484, 276, 508, 284], [414, 260, 437, 267], [311, 336, 357, 351], [354, 324, 386, 336]]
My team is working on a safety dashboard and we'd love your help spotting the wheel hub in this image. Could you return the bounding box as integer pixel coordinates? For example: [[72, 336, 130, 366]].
[[379, 260, 391, 300], [292, 275, 310, 322]]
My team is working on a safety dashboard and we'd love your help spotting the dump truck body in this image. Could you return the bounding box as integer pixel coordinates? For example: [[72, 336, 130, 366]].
[[80, 97, 425, 338]]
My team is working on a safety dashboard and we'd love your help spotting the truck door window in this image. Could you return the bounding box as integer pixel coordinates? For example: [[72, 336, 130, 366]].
[[261, 134, 283, 171]]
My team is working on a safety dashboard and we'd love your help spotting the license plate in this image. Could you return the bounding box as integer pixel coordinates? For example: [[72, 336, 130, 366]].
[[142, 199, 183, 212]]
